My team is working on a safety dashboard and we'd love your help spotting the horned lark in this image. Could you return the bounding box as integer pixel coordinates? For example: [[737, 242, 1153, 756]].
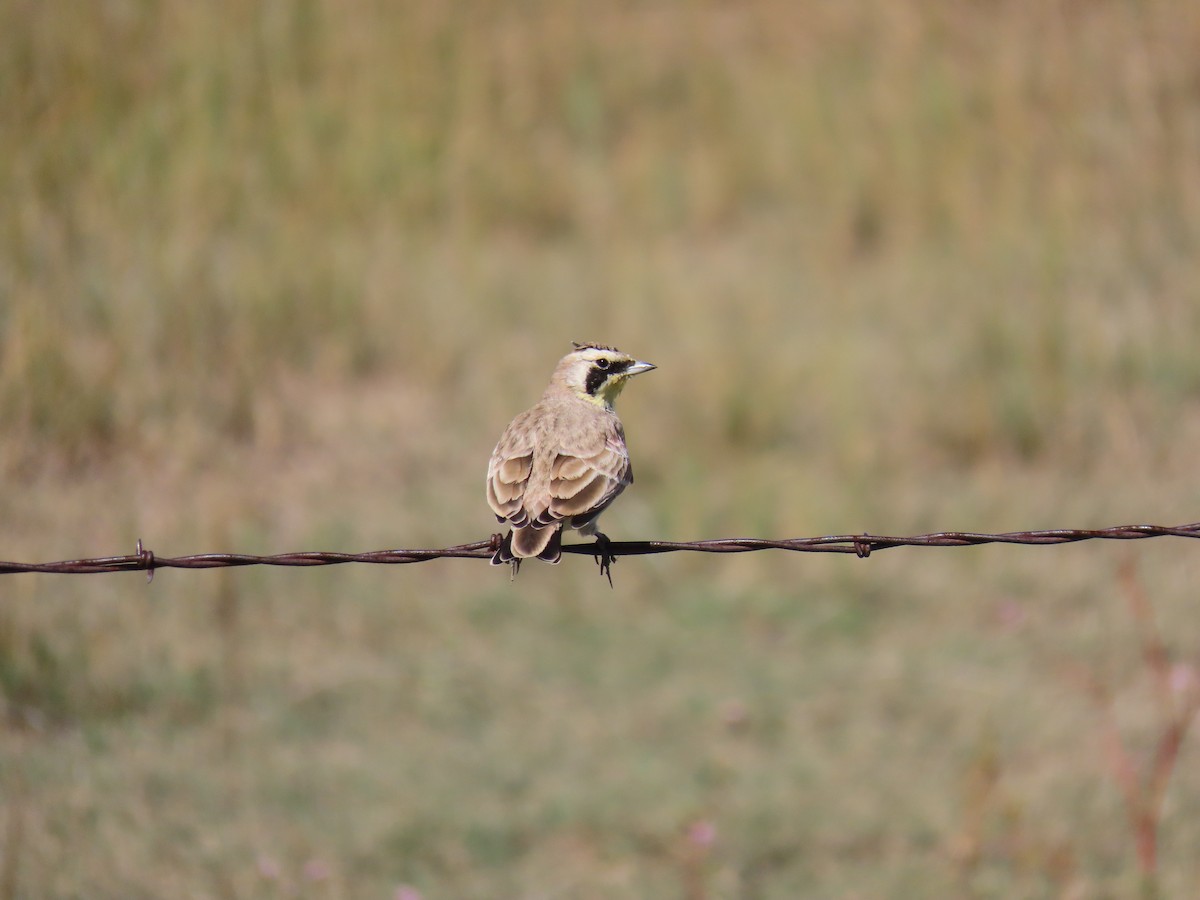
[[487, 342, 656, 576]]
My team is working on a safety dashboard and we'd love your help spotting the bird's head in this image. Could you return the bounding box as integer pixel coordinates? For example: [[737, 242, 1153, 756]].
[[551, 341, 656, 408]]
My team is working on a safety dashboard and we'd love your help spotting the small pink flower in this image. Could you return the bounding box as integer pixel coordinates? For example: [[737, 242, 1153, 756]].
[[256, 856, 282, 880], [994, 600, 1027, 631], [303, 859, 331, 881], [394, 886, 423, 900], [687, 819, 717, 849], [1169, 663, 1200, 701], [721, 700, 749, 730]]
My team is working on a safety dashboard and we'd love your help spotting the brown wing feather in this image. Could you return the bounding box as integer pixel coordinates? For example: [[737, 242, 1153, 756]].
[[486, 412, 537, 525], [488, 402, 632, 543], [544, 429, 631, 526]]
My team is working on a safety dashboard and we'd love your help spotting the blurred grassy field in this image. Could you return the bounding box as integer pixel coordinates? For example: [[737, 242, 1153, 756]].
[[4, 0, 1200, 896]]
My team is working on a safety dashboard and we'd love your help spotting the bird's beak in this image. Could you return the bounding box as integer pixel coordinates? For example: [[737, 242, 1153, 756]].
[[626, 360, 656, 376]]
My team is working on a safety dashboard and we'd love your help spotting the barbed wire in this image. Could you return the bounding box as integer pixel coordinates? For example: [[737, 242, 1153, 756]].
[[1, 521, 1197, 578]]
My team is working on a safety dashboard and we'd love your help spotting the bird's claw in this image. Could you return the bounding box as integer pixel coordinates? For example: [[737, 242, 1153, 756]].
[[593, 533, 616, 587]]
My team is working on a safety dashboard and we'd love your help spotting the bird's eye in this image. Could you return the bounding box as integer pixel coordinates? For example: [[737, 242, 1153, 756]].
[[595, 358, 611, 370]]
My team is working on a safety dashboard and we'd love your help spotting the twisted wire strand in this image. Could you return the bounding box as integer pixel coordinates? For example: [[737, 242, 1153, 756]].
[[1, 522, 1197, 576]]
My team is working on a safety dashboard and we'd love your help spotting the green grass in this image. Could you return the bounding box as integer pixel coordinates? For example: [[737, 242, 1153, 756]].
[[3, 0, 1200, 896]]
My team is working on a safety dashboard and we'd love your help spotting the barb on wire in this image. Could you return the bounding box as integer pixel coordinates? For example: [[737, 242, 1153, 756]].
[[1, 521, 1198, 577]]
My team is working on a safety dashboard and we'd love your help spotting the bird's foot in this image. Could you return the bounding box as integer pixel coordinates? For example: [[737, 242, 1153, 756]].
[[592, 532, 616, 588]]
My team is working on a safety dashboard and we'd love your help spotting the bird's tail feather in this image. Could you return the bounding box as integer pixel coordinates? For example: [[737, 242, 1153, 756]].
[[491, 525, 563, 566], [536, 527, 562, 563]]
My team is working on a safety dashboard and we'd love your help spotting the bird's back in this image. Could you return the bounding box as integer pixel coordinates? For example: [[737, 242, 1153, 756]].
[[488, 391, 629, 527]]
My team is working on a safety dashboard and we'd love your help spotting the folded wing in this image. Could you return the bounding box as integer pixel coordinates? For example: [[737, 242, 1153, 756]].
[[538, 428, 632, 529], [486, 427, 535, 527]]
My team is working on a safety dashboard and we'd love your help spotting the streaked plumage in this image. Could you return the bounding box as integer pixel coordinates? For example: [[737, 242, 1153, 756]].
[[487, 342, 655, 572]]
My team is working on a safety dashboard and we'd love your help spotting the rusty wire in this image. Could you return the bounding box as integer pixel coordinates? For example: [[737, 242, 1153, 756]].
[[1, 522, 1198, 577]]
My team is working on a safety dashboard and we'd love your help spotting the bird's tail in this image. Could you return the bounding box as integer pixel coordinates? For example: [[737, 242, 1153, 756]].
[[491, 524, 563, 567]]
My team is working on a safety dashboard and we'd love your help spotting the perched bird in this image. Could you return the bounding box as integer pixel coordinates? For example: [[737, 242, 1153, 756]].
[[486, 342, 656, 576]]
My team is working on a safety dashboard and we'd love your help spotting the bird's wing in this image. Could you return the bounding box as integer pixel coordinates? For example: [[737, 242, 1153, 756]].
[[537, 423, 632, 527], [486, 414, 537, 527]]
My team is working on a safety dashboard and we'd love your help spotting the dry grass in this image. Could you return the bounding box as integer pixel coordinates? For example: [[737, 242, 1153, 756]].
[[3, 0, 1200, 896]]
